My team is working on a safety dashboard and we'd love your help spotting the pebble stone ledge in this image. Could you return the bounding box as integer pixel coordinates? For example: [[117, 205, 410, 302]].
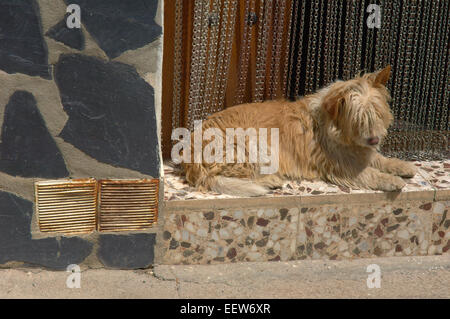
[[159, 160, 449, 264]]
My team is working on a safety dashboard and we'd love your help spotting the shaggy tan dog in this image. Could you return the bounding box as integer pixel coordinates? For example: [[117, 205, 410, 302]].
[[181, 66, 417, 196]]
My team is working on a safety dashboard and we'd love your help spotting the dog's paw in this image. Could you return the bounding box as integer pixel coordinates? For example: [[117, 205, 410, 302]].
[[379, 176, 406, 192], [394, 162, 418, 178]]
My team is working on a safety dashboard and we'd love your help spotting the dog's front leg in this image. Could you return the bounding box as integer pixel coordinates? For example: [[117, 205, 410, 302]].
[[355, 167, 407, 191], [370, 153, 417, 178], [327, 167, 406, 192], [254, 174, 285, 189]]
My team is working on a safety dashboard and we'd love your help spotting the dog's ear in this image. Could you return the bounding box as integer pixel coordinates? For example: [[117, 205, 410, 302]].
[[374, 65, 391, 86], [365, 65, 391, 86], [322, 91, 344, 121]]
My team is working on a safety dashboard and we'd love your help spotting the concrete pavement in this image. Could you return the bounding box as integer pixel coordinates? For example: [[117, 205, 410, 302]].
[[0, 255, 449, 298]]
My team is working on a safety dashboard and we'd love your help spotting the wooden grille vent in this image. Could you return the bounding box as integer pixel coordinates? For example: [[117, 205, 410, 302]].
[[35, 179, 159, 234], [35, 179, 97, 234], [98, 179, 159, 232]]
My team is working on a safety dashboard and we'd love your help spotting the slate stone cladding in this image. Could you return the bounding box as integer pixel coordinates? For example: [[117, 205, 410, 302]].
[[0, 0, 161, 269], [55, 54, 160, 177], [0, 91, 69, 178]]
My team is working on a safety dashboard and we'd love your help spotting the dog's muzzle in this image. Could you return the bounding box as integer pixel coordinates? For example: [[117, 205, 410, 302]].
[[367, 137, 380, 145]]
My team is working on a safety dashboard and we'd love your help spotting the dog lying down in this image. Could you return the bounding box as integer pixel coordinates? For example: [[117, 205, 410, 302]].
[[179, 66, 417, 197]]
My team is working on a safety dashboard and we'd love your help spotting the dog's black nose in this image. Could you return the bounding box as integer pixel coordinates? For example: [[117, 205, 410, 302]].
[[367, 137, 379, 145]]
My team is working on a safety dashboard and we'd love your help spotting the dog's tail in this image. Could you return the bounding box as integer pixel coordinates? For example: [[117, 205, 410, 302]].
[[204, 176, 269, 197]]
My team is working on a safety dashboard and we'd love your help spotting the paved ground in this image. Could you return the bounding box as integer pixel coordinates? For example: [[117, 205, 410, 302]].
[[0, 255, 449, 298]]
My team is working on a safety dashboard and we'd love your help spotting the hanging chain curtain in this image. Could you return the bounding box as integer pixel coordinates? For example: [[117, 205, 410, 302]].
[[162, 0, 449, 160]]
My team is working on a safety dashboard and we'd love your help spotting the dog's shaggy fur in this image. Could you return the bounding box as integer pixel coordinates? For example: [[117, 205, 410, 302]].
[[181, 66, 417, 196]]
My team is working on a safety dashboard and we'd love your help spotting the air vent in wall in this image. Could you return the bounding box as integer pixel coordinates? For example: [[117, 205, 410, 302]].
[[98, 179, 159, 232], [35, 179, 97, 234]]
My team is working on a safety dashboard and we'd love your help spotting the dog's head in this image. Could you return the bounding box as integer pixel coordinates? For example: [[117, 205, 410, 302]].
[[321, 65, 394, 149]]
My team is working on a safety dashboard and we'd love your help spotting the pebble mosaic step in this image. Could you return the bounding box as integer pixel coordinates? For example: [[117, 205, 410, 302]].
[[161, 160, 449, 264]]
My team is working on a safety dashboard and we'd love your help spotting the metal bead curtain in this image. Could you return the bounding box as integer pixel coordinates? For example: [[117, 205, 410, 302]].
[[166, 0, 449, 160], [286, 0, 449, 160]]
